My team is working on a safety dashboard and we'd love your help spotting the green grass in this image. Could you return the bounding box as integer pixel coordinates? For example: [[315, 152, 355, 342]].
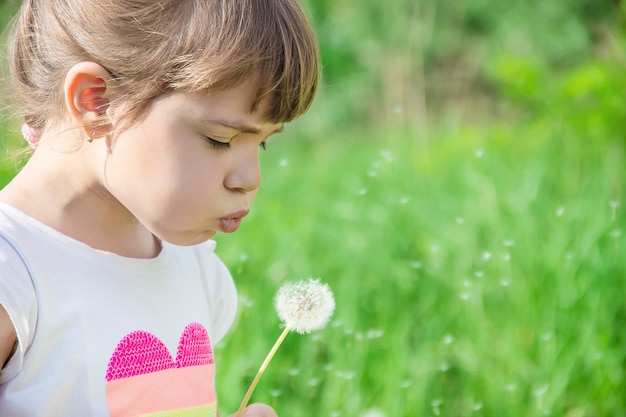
[[211, 121, 625, 416], [0, 113, 623, 416]]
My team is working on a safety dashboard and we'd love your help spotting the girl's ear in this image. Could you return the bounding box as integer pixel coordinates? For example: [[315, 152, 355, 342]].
[[64, 62, 112, 139]]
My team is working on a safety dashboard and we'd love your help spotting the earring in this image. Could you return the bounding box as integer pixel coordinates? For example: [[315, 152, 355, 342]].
[[87, 131, 95, 143]]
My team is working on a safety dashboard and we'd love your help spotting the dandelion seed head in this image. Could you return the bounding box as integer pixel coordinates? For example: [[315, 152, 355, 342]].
[[274, 278, 335, 334]]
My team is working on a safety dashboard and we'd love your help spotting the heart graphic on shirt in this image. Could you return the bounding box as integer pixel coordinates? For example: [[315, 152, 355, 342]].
[[105, 323, 217, 417]]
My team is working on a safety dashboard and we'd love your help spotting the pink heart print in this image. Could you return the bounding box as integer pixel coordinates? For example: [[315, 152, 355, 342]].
[[105, 322, 218, 417]]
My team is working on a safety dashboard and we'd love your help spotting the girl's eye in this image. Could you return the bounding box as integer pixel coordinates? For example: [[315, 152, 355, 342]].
[[206, 137, 231, 151]]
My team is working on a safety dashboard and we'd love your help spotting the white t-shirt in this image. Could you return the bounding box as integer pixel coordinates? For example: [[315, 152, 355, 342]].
[[0, 203, 238, 416]]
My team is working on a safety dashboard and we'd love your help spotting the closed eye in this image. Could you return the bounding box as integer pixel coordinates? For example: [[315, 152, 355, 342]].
[[205, 137, 231, 151]]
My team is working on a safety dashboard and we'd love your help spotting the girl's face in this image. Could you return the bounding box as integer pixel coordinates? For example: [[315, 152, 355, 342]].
[[100, 78, 283, 246]]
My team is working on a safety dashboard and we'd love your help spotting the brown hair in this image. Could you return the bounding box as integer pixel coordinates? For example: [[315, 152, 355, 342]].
[[7, 0, 319, 133]]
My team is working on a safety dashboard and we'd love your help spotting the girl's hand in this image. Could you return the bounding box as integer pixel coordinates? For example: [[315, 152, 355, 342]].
[[228, 403, 278, 417]]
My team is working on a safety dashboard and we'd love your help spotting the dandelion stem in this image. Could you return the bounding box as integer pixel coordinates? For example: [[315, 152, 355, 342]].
[[235, 326, 291, 417]]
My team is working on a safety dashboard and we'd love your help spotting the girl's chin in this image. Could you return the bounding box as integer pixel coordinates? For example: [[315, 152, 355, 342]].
[[156, 229, 217, 247]]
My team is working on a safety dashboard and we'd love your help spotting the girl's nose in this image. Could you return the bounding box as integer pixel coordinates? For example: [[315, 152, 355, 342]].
[[224, 144, 261, 193]]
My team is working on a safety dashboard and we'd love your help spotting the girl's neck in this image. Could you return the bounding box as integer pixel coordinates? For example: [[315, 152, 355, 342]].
[[0, 141, 161, 259]]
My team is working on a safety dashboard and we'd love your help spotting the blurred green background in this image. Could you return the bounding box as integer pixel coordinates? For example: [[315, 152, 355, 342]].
[[1, 0, 625, 416]]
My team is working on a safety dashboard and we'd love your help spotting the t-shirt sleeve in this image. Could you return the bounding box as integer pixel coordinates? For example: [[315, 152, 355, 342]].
[[0, 236, 37, 384]]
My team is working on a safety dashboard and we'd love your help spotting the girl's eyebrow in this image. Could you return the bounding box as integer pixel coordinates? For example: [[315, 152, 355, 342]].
[[206, 118, 284, 135]]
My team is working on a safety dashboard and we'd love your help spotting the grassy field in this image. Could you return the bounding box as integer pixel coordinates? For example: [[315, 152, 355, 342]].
[[211, 120, 625, 416], [1, 113, 621, 416]]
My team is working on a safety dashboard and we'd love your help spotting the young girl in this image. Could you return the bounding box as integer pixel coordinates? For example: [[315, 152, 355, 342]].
[[0, 0, 318, 415]]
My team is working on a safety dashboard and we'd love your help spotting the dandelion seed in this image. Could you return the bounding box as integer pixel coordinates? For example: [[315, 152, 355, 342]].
[[555, 206, 565, 216], [455, 217, 465, 224], [336, 370, 355, 380], [475, 149, 484, 158], [235, 278, 335, 417], [400, 380, 413, 389], [366, 329, 384, 339], [472, 402, 483, 411], [610, 229, 622, 238], [357, 188, 368, 195], [499, 278, 511, 287], [399, 196, 410, 204], [308, 378, 320, 386], [463, 280, 472, 288], [533, 384, 549, 397], [502, 253, 511, 262], [324, 363, 335, 372], [279, 158, 289, 167], [443, 335, 454, 345], [541, 332, 553, 341], [609, 200, 620, 208], [409, 261, 422, 269], [474, 270, 484, 278], [355, 332, 364, 341], [287, 368, 300, 376], [393, 106, 404, 114], [380, 150, 394, 162], [431, 398, 443, 407], [361, 408, 387, 417], [592, 352, 604, 360], [238, 295, 254, 308], [239, 253, 249, 262], [503, 239, 515, 247], [330, 411, 342, 417], [482, 252, 492, 261], [506, 383, 517, 392], [269, 389, 282, 397], [367, 170, 377, 177], [439, 363, 450, 372], [460, 292, 470, 301]]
